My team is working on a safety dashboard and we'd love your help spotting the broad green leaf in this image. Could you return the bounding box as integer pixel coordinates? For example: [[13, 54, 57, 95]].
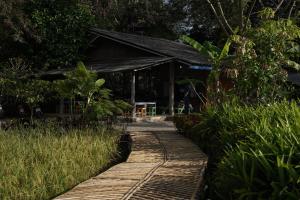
[[285, 60, 300, 71], [180, 35, 211, 58], [219, 38, 232, 61], [95, 79, 105, 87]]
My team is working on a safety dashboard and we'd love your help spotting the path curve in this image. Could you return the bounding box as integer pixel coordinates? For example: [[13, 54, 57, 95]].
[[55, 121, 208, 200]]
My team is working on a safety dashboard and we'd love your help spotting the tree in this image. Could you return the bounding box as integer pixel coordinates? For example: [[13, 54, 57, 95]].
[[91, 0, 191, 39], [182, 6, 300, 104], [0, 58, 52, 122], [17, 80, 51, 123], [0, 0, 95, 69], [0, 0, 38, 61], [230, 12, 300, 103], [27, 0, 95, 69], [204, 0, 299, 36]]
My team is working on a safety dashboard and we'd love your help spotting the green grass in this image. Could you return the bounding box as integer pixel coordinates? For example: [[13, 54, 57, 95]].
[[0, 124, 120, 200]]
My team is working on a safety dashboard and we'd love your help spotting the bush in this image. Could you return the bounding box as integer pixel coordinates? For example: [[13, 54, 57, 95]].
[[213, 102, 300, 199], [173, 114, 202, 135], [174, 101, 300, 199]]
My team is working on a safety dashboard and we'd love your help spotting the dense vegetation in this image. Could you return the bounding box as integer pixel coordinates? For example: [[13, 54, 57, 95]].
[[175, 101, 300, 199], [175, 3, 299, 198], [1, 0, 298, 69], [0, 124, 120, 200]]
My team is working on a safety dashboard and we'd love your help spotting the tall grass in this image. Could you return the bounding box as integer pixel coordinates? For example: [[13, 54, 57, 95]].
[[0, 124, 120, 200]]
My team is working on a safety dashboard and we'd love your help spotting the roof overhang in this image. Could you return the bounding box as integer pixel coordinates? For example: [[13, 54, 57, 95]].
[[88, 57, 174, 73], [38, 57, 175, 77]]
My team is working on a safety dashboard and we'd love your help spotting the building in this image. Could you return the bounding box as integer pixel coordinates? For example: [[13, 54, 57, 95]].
[[43, 28, 211, 116]]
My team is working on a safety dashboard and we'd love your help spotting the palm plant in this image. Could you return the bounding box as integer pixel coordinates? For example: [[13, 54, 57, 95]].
[[55, 62, 131, 122]]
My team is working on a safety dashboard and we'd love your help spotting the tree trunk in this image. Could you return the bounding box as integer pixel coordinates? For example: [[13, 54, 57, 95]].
[[30, 106, 34, 125], [206, 0, 230, 36]]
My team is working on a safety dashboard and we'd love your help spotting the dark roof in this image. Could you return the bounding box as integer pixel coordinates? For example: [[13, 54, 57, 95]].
[[88, 57, 173, 73], [39, 57, 173, 76], [89, 28, 210, 66], [288, 72, 300, 86]]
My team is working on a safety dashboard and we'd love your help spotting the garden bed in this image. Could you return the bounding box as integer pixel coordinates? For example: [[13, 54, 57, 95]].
[[0, 124, 130, 200]]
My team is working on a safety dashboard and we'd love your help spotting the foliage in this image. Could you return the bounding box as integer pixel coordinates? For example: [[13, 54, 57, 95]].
[[214, 102, 300, 199], [181, 35, 233, 104], [0, 123, 120, 200], [0, 58, 53, 120], [174, 101, 300, 199], [27, 0, 94, 69], [183, 6, 300, 105], [16, 79, 52, 121], [91, 0, 191, 39], [203, 0, 299, 37], [231, 15, 300, 103], [0, 0, 36, 61], [173, 114, 202, 135], [55, 62, 131, 120]]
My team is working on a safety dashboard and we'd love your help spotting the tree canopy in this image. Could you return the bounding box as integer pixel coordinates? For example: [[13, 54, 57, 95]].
[[0, 0, 94, 69], [0, 0, 299, 70]]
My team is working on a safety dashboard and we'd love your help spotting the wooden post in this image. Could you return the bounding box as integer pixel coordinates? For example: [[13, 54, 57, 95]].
[[131, 71, 136, 118], [59, 99, 64, 115], [169, 63, 175, 116]]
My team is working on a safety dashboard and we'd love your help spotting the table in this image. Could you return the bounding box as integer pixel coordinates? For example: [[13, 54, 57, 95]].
[[135, 102, 156, 116]]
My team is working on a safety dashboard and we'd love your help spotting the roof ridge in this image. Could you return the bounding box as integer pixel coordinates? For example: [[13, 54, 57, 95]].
[[90, 27, 190, 48], [89, 27, 210, 66]]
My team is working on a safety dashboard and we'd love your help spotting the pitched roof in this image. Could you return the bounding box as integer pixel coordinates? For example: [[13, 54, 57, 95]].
[[89, 28, 210, 66]]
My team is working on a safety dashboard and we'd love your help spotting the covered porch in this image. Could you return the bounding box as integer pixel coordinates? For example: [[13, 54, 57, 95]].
[[88, 59, 210, 118]]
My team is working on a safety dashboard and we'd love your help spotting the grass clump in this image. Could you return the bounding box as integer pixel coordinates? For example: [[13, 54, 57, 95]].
[[0, 124, 120, 200]]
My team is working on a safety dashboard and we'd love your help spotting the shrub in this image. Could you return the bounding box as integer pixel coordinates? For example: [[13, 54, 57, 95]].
[[173, 114, 202, 135], [174, 101, 300, 199], [212, 102, 300, 199]]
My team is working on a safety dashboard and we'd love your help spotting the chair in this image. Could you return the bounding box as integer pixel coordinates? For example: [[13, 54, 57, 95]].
[[176, 106, 184, 114], [136, 107, 146, 117], [148, 106, 156, 116]]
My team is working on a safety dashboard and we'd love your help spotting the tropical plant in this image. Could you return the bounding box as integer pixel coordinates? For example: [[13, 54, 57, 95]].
[[55, 62, 131, 121], [180, 35, 233, 104]]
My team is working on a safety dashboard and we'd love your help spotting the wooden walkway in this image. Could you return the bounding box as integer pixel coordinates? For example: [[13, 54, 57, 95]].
[[55, 121, 208, 200]]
